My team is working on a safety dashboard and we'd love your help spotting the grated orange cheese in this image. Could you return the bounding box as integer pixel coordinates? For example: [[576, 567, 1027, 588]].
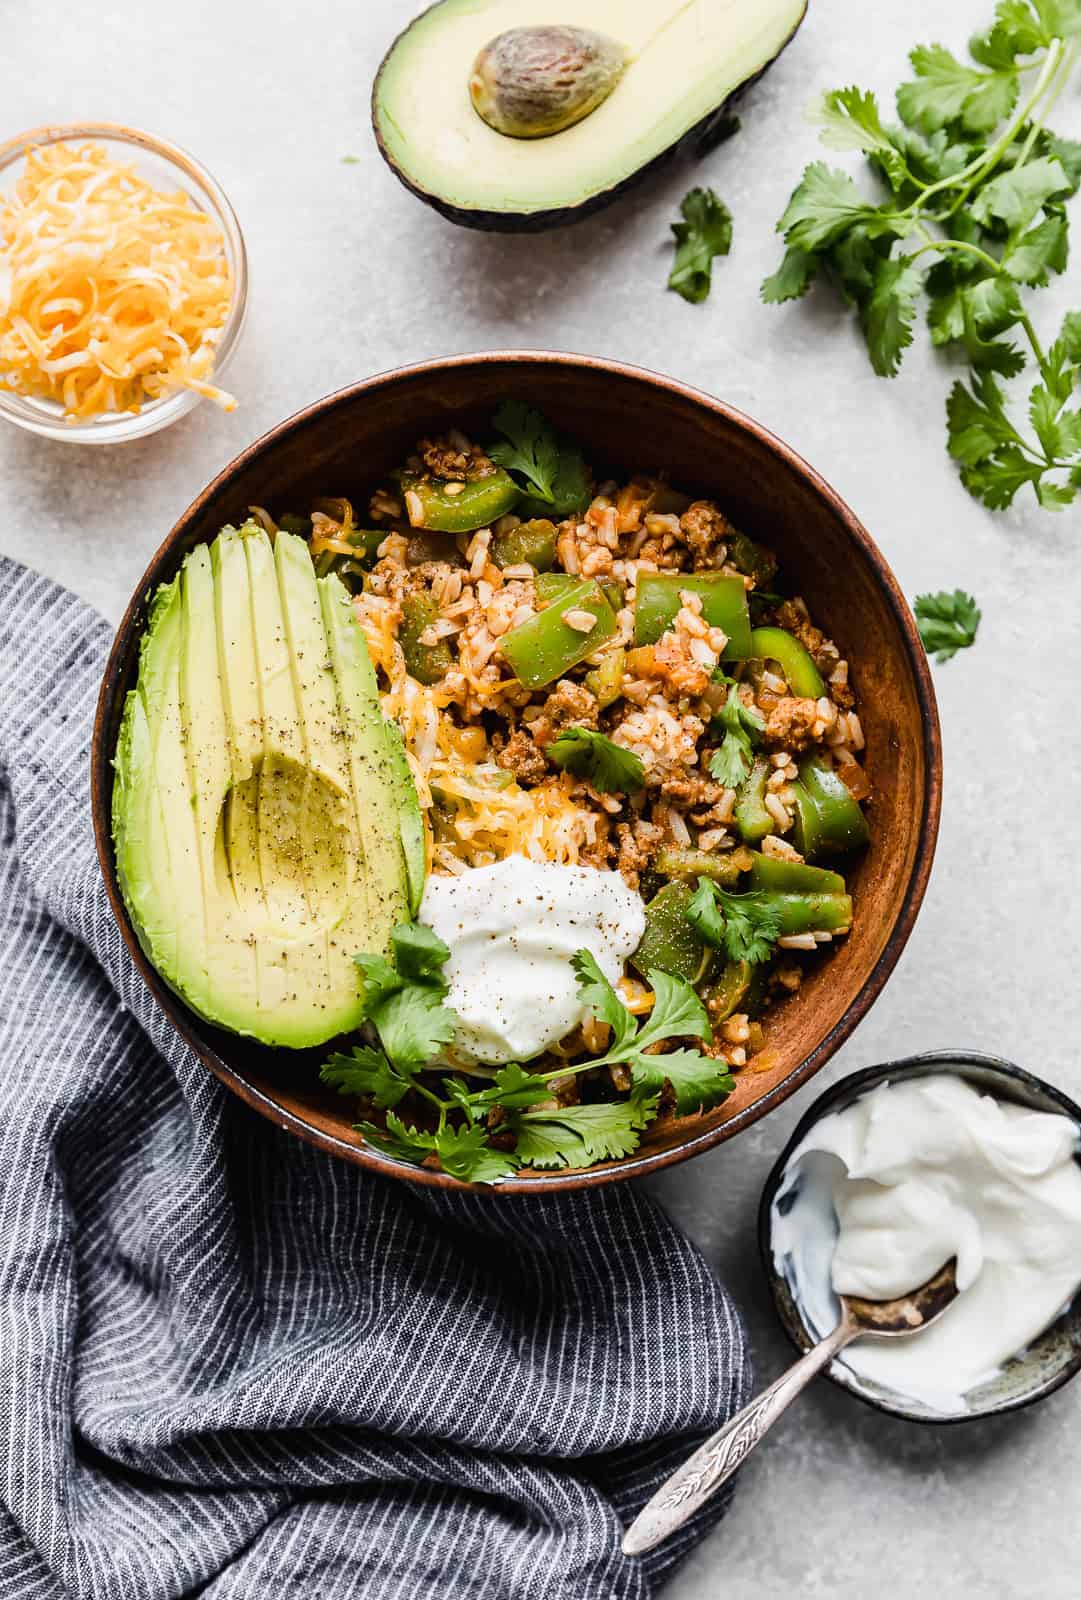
[[0, 142, 236, 419], [354, 589, 602, 870]]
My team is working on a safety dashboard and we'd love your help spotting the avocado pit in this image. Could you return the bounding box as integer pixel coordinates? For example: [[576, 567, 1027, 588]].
[[469, 25, 627, 139]]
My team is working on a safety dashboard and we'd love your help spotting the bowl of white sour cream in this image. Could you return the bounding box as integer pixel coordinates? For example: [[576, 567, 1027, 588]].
[[760, 1053, 1081, 1422]]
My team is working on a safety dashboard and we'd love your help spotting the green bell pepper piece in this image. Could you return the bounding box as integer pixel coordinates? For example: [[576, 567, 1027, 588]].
[[770, 892, 853, 935], [634, 572, 752, 657], [500, 579, 617, 691], [703, 960, 753, 1023], [748, 854, 846, 895], [399, 469, 520, 534], [491, 518, 557, 571], [400, 593, 453, 685], [727, 530, 778, 587], [734, 757, 773, 843], [749, 626, 825, 698], [312, 526, 384, 580], [790, 757, 870, 860], [584, 646, 626, 709], [631, 882, 712, 984], [654, 845, 752, 887]]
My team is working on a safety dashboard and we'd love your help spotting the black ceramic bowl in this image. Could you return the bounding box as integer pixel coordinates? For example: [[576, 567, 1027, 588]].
[[758, 1051, 1081, 1423]]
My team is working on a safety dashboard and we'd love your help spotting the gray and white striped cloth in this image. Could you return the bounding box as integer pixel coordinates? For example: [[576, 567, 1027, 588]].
[[0, 558, 751, 1600]]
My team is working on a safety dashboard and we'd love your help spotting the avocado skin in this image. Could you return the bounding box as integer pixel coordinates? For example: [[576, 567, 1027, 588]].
[[371, 0, 807, 234]]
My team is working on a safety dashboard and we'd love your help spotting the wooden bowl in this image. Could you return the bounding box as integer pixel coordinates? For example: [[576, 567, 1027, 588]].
[[91, 352, 942, 1192]]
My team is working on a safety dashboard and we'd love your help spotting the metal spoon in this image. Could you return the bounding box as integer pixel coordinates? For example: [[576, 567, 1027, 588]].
[[622, 1258, 959, 1557]]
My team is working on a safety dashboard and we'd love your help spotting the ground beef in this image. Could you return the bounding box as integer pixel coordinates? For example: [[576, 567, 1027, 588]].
[[659, 772, 727, 807], [530, 679, 598, 748], [680, 501, 736, 568], [494, 729, 549, 786], [417, 436, 496, 481], [763, 696, 820, 750], [616, 820, 664, 888]]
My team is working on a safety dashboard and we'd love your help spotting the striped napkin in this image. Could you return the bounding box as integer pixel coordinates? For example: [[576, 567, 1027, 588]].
[[0, 558, 750, 1600]]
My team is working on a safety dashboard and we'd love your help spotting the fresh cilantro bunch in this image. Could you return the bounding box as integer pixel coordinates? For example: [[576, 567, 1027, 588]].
[[489, 402, 592, 517], [547, 726, 645, 793], [764, 0, 1081, 511], [708, 678, 764, 787], [321, 932, 734, 1184], [668, 187, 733, 304], [686, 878, 783, 966], [914, 589, 982, 660]]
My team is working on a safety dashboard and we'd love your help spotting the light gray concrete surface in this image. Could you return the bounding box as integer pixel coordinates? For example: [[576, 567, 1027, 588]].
[[3, 2, 1080, 1596]]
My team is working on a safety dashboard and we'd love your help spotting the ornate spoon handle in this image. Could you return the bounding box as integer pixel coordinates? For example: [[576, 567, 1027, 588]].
[[622, 1314, 857, 1557]]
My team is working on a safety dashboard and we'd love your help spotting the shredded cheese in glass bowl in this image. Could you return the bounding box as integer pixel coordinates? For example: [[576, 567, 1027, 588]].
[[0, 123, 247, 443]]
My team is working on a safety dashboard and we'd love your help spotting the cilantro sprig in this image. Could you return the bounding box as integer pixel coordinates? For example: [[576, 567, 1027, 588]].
[[668, 187, 733, 304], [489, 402, 591, 517], [763, 1, 1081, 512], [686, 878, 783, 966], [547, 726, 645, 793], [708, 679, 765, 788], [914, 589, 982, 660], [321, 936, 733, 1183]]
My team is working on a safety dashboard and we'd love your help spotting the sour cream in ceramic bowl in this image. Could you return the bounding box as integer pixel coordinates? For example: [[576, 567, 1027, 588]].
[[759, 1052, 1081, 1422]]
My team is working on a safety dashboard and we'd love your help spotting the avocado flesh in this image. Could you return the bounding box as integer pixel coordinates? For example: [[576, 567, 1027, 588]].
[[374, 0, 807, 225], [113, 523, 423, 1049]]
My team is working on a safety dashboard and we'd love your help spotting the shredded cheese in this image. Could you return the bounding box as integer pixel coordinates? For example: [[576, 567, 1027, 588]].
[[0, 141, 236, 420], [354, 589, 604, 871]]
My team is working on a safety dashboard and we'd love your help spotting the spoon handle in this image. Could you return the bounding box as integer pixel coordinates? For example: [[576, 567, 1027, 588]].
[[621, 1315, 857, 1557]]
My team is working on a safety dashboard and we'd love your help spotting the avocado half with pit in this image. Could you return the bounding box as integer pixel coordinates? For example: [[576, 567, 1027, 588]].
[[112, 522, 424, 1050], [373, 0, 807, 231]]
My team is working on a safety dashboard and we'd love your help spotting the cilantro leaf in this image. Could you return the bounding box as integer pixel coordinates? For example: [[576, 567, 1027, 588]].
[[353, 952, 403, 1014], [321, 1046, 413, 1109], [634, 968, 711, 1052], [571, 949, 636, 1054], [627, 1047, 735, 1118], [518, 447, 592, 520], [375, 985, 458, 1072], [812, 87, 909, 190], [914, 590, 982, 661], [897, 43, 1016, 134], [946, 373, 1021, 464], [761, 245, 819, 304], [686, 879, 782, 966], [862, 255, 924, 377], [451, 1063, 552, 1118], [969, 155, 1070, 231], [776, 162, 884, 251], [668, 187, 733, 304], [391, 921, 450, 984], [512, 1090, 660, 1169], [547, 726, 645, 793], [435, 1123, 518, 1184], [1002, 212, 1069, 284], [708, 682, 763, 788], [356, 1111, 436, 1167], [489, 402, 560, 504], [970, 1, 1047, 65]]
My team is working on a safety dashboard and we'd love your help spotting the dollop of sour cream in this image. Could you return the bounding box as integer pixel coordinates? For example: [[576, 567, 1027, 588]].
[[771, 1075, 1081, 1410], [419, 856, 646, 1066]]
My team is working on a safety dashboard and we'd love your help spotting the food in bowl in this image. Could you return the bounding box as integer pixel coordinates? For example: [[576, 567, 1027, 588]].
[[771, 1074, 1081, 1413], [0, 140, 236, 419], [112, 403, 872, 1182]]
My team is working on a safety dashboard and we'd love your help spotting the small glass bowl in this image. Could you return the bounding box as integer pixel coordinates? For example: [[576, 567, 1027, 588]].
[[0, 121, 248, 444]]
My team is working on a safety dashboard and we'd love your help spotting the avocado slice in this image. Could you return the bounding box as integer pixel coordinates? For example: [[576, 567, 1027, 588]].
[[373, 0, 807, 231], [112, 523, 424, 1049]]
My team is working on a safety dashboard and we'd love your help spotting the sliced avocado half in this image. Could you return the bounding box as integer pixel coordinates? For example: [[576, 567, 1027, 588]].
[[112, 522, 425, 1050], [373, 0, 807, 231]]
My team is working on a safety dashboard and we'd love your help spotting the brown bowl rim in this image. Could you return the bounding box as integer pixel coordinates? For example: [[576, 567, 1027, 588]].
[[90, 349, 943, 1193]]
